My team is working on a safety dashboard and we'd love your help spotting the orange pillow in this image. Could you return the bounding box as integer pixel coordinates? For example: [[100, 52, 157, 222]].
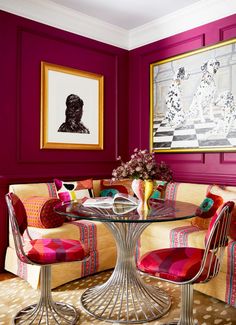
[[23, 196, 65, 228], [191, 192, 223, 229]]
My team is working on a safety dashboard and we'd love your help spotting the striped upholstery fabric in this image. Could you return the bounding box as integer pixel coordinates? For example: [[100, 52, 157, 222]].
[[24, 238, 89, 264], [138, 247, 217, 283]]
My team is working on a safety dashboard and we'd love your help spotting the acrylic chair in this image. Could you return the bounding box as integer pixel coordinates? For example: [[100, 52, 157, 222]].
[[6, 192, 90, 325], [138, 201, 234, 325]]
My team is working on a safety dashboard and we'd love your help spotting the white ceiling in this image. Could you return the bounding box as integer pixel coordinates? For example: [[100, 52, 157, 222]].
[[0, 0, 235, 49], [49, 0, 201, 30]]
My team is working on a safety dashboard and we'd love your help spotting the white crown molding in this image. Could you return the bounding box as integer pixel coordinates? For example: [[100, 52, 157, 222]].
[[0, 0, 235, 50], [129, 0, 236, 49], [0, 0, 128, 49]]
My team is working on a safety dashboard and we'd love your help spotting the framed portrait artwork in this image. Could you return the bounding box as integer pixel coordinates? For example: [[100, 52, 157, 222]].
[[41, 62, 104, 150], [150, 38, 236, 153]]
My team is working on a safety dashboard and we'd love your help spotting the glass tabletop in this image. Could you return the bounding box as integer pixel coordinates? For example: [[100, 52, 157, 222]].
[[55, 198, 197, 223]]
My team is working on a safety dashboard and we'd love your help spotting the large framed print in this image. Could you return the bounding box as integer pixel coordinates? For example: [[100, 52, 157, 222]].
[[150, 38, 236, 153], [41, 62, 104, 150]]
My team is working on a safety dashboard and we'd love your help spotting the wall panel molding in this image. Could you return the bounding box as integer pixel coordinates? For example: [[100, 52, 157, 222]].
[[174, 171, 236, 185], [16, 28, 122, 164], [220, 24, 236, 41]]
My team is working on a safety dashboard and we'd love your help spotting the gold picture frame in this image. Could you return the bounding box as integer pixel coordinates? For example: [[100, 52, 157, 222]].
[[41, 62, 104, 150], [150, 38, 236, 153]]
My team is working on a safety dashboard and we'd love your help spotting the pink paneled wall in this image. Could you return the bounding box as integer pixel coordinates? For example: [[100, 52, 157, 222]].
[[129, 14, 236, 185], [0, 10, 236, 270], [0, 10, 129, 270]]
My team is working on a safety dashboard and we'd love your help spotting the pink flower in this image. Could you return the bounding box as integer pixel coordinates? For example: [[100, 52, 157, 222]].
[[112, 149, 173, 181]]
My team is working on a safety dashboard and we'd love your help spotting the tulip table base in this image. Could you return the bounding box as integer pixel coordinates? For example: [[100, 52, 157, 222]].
[[81, 222, 171, 323]]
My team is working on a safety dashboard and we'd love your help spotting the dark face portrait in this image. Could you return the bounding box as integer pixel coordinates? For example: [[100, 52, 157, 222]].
[[58, 94, 90, 134]]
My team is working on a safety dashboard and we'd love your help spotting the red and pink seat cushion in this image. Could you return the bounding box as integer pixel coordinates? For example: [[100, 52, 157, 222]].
[[24, 238, 89, 264], [138, 247, 218, 283]]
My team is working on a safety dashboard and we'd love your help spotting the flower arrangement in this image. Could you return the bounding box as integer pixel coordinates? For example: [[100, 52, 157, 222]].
[[112, 148, 173, 182]]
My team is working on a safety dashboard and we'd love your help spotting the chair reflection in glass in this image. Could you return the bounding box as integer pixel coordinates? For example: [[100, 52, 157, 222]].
[[6, 193, 90, 325], [138, 201, 234, 325]]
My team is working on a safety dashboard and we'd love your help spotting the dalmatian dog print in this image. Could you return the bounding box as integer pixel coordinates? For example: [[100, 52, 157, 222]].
[[205, 90, 236, 138], [163, 67, 189, 128], [187, 58, 220, 123]]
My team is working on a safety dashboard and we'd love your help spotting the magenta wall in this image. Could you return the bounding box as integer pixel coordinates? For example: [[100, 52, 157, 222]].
[[0, 10, 129, 270], [129, 14, 236, 185], [0, 10, 236, 270]]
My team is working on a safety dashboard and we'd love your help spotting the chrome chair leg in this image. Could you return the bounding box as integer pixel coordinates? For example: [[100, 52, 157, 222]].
[[161, 284, 195, 325], [178, 284, 195, 325], [13, 265, 79, 324]]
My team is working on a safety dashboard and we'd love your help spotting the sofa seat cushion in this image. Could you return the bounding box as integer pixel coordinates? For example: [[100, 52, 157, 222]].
[[164, 182, 211, 205], [138, 247, 217, 283], [24, 238, 89, 264], [141, 219, 202, 248]]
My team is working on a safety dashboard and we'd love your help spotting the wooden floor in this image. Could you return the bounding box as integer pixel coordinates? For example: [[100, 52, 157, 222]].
[[0, 271, 16, 281]]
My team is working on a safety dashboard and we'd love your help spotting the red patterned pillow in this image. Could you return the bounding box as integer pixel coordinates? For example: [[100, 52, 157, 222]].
[[100, 179, 134, 197], [54, 178, 94, 202], [205, 201, 235, 248], [191, 192, 223, 229], [23, 196, 65, 228], [210, 186, 236, 240]]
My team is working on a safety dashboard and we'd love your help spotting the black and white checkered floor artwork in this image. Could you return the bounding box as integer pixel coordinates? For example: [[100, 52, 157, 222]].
[[153, 110, 236, 151]]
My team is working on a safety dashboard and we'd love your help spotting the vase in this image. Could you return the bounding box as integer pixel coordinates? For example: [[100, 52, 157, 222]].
[[131, 179, 154, 211]]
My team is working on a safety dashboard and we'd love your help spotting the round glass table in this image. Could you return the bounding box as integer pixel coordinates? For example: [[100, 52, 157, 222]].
[[55, 199, 197, 324]]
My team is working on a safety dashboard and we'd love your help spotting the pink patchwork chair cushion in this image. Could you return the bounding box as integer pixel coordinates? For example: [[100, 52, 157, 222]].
[[138, 247, 217, 283], [24, 238, 89, 264]]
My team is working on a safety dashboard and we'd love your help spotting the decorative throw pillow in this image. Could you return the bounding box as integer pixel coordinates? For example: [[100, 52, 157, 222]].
[[210, 185, 236, 240], [151, 181, 167, 200], [100, 179, 134, 197], [205, 201, 235, 249], [54, 178, 94, 202], [191, 192, 223, 229], [23, 196, 65, 228]]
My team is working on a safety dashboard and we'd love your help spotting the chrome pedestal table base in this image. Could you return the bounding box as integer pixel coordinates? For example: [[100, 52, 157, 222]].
[[81, 222, 171, 323]]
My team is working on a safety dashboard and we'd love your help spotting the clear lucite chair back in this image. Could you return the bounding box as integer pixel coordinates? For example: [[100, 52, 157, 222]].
[[5, 193, 34, 265], [190, 201, 234, 284]]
